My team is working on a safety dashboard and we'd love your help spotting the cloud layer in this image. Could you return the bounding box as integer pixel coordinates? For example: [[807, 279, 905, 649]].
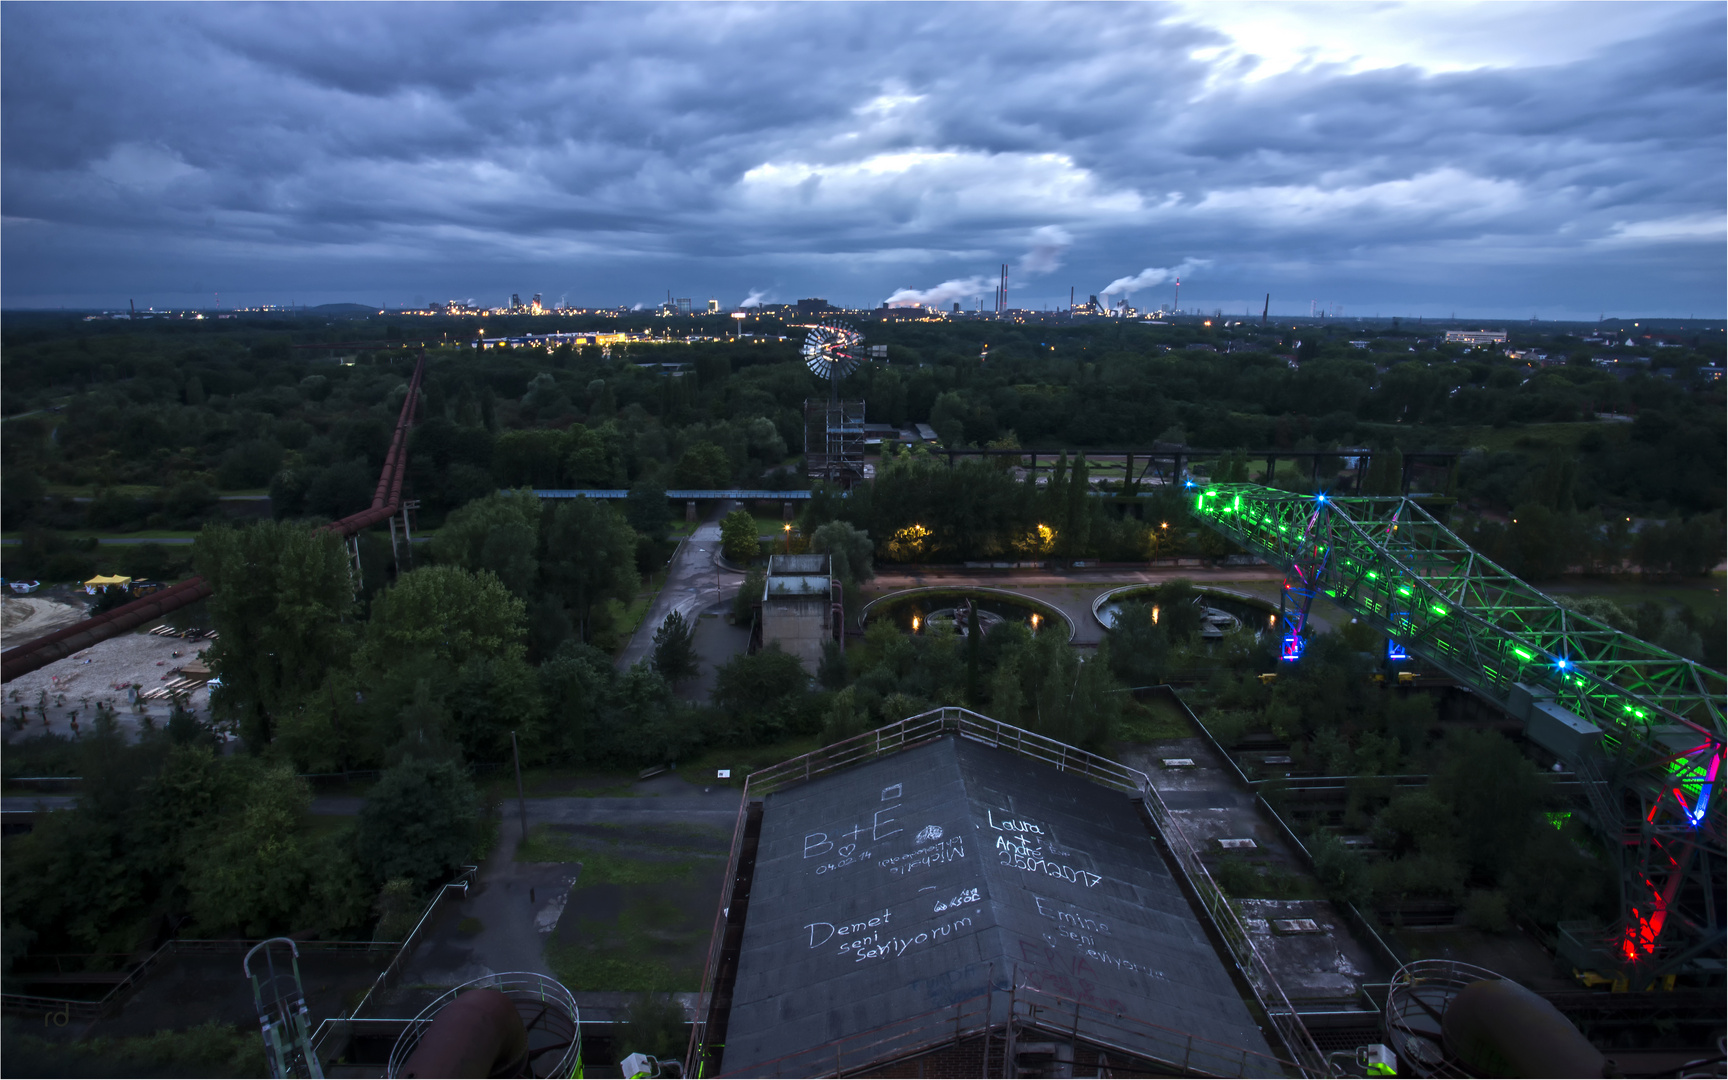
[[2, 2, 1722, 317]]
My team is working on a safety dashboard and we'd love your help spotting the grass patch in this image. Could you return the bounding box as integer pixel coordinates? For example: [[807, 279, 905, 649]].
[[1, 1019, 266, 1078], [1113, 694, 1195, 744], [516, 825, 701, 884], [1212, 856, 1316, 900], [541, 822, 727, 993], [546, 907, 702, 993], [679, 734, 830, 786]]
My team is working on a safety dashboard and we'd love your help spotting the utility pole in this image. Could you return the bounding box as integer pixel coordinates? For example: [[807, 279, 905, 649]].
[[511, 730, 528, 843]]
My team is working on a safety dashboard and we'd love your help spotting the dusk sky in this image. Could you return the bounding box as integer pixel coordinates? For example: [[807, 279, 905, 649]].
[[3, 1, 1723, 319]]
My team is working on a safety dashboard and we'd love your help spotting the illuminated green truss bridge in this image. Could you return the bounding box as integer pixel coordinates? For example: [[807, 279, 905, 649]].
[[1191, 483, 1724, 979]]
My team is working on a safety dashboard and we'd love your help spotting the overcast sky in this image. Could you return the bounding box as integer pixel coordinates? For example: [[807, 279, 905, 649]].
[[3, 1, 1723, 318]]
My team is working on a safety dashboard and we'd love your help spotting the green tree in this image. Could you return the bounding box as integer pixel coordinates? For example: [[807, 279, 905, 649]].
[[720, 509, 759, 564], [733, 566, 765, 624], [625, 481, 672, 539], [1433, 730, 1543, 880], [431, 488, 542, 601], [1101, 601, 1170, 688], [809, 520, 874, 588], [539, 498, 640, 641], [179, 762, 368, 937], [673, 441, 732, 487], [651, 610, 699, 683], [196, 521, 356, 748], [356, 758, 481, 888], [360, 565, 527, 676], [988, 627, 1115, 750], [712, 644, 811, 744]]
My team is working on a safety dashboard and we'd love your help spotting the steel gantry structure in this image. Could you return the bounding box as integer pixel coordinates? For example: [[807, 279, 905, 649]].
[[1190, 483, 1724, 983]]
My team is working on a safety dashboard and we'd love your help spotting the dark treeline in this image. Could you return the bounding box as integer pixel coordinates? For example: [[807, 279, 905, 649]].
[[1, 311, 1713, 981], [4, 312, 1722, 583]]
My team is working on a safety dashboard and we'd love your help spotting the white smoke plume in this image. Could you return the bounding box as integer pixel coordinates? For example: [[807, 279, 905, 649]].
[[631, 302, 644, 310], [1018, 225, 1072, 276], [883, 275, 994, 309], [1100, 259, 1208, 300], [739, 289, 768, 308]]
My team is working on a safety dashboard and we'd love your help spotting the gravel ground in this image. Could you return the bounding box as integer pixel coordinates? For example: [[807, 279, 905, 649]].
[[1, 596, 88, 642], [3, 628, 216, 744]]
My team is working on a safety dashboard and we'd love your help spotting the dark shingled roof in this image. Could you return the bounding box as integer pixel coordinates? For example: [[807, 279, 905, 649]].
[[717, 736, 1277, 1076]]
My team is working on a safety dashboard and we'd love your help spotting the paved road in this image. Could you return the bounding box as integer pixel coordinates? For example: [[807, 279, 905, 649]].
[[615, 502, 743, 671]]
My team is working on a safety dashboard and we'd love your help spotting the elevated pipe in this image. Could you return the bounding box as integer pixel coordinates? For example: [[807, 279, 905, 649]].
[[1, 355, 426, 683]]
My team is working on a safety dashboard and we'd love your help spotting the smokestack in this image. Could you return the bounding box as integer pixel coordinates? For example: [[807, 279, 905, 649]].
[[1173, 279, 1180, 314], [1070, 286, 1074, 312], [1262, 294, 1269, 325]]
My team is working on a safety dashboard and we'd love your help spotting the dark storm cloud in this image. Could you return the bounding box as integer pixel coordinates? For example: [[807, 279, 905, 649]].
[[2, 1, 1722, 316]]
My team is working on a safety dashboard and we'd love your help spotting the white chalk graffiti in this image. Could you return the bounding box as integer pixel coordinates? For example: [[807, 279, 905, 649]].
[[915, 824, 944, 843], [806, 909, 893, 949], [804, 804, 904, 868], [933, 886, 981, 913], [986, 809, 1044, 835], [879, 835, 966, 876], [844, 917, 974, 963], [996, 834, 1100, 888], [1033, 895, 1111, 935]]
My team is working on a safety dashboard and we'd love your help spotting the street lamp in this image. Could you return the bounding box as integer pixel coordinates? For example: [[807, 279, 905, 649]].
[[783, 522, 792, 554]]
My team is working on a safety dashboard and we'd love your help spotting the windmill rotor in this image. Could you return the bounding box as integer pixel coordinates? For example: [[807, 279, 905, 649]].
[[802, 320, 864, 382]]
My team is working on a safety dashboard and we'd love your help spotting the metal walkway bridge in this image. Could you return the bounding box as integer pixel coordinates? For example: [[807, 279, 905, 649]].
[[1190, 483, 1724, 982]]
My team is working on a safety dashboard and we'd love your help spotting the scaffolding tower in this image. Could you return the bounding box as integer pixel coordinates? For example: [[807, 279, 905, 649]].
[[803, 398, 866, 486]]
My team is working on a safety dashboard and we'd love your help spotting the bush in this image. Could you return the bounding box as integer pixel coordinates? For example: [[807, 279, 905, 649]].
[[733, 567, 764, 624], [619, 992, 689, 1063], [1463, 889, 1511, 933], [720, 509, 758, 564], [651, 611, 699, 683], [357, 758, 481, 888]]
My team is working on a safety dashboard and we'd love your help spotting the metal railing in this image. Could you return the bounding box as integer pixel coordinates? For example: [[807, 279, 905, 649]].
[[0, 938, 400, 1023], [1009, 979, 1305, 1078], [716, 988, 998, 1078], [712, 975, 1308, 1078], [341, 865, 478, 1022], [687, 707, 1328, 1078]]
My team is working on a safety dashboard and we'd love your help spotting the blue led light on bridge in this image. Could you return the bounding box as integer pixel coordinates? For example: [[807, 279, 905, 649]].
[[1281, 634, 1305, 662], [1387, 639, 1409, 662]]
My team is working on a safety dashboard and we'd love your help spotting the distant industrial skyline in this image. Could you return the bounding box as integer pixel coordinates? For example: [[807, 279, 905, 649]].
[[3, 2, 1723, 319]]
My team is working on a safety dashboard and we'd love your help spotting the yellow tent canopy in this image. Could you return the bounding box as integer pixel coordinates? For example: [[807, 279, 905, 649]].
[[83, 574, 132, 593]]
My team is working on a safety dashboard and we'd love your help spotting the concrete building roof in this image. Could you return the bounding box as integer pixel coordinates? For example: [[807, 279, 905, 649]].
[[715, 736, 1276, 1076], [768, 554, 830, 575]]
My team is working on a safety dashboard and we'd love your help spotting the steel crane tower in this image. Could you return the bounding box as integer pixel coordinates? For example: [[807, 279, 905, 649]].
[[1190, 483, 1724, 983]]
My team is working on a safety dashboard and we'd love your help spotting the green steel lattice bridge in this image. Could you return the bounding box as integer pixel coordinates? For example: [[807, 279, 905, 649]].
[[1190, 483, 1724, 981]]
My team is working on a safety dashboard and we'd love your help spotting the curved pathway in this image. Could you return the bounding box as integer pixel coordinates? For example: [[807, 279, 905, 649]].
[[615, 502, 744, 671], [863, 564, 1288, 645]]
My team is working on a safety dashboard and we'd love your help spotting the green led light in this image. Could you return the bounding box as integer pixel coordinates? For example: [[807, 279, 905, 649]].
[[1545, 811, 1572, 831], [1430, 603, 1448, 616], [1397, 586, 1413, 598], [1366, 571, 1378, 580], [1511, 646, 1535, 661]]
